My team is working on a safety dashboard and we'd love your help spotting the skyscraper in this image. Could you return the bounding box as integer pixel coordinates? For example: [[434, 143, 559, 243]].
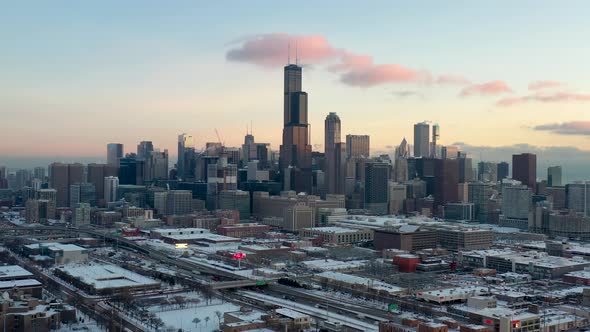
[[478, 162, 498, 183], [177, 133, 195, 180], [47, 163, 76, 207], [145, 150, 169, 182], [547, 166, 562, 187], [87, 163, 118, 205], [434, 158, 459, 207], [345, 135, 370, 159], [279, 63, 312, 193], [497, 162, 509, 181], [364, 162, 390, 215], [107, 143, 123, 166], [512, 153, 537, 191], [431, 124, 440, 158], [137, 141, 154, 160], [104, 176, 119, 203], [413, 122, 430, 157], [325, 112, 342, 194]]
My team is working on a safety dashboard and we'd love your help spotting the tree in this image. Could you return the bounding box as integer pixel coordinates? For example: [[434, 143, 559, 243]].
[[204, 316, 210, 326], [215, 311, 222, 327], [192, 317, 201, 328]]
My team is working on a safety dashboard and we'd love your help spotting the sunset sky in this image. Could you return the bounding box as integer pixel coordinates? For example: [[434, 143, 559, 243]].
[[2, 1, 590, 174]]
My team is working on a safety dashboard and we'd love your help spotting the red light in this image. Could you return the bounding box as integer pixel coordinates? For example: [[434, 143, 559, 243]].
[[233, 252, 246, 260], [418, 292, 422, 296], [485, 319, 492, 325], [439, 296, 445, 299]]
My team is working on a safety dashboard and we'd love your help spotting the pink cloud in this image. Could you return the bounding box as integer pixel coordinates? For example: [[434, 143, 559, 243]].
[[226, 33, 432, 87], [534, 121, 590, 136], [497, 91, 590, 106], [528, 80, 565, 91], [340, 63, 431, 87], [226, 33, 343, 67], [460, 80, 513, 97], [436, 74, 471, 85]]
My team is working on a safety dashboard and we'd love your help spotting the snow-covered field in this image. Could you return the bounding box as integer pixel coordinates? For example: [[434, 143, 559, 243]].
[[150, 299, 240, 332]]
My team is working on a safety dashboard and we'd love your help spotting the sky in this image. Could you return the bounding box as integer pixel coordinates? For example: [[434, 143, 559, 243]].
[[2, 1, 590, 180]]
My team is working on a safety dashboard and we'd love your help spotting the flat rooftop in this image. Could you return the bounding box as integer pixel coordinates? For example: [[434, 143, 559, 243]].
[[0, 265, 33, 280], [59, 264, 159, 290]]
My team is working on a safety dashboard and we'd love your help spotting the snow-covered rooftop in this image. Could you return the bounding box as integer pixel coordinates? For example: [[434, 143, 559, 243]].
[[0, 265, 33, 280], [58, 264, 160, 290]]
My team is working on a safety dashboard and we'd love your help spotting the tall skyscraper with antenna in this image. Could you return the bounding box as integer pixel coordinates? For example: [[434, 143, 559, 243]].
[[279, 55, 312, 193]]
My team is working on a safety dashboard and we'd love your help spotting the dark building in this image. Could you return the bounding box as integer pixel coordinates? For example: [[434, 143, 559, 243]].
[[434, 158, 459, 207], [364, 162, 390, 214], [458, 156, 474, 183], [497, 161, 509, 180], [49, 163, 84, 208], [279, 64, 312, 193], [512, 153, 537, 191], [118, 157, 145, 185], [87, 163, 118, 205]]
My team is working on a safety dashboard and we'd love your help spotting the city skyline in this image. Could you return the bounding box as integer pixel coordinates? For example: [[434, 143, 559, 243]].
[[3, 2, 590, 181]]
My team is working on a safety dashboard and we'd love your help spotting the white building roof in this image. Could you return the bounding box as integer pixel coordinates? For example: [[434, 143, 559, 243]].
[[59, 264, 159, 290], [0, 265, 33, 280]]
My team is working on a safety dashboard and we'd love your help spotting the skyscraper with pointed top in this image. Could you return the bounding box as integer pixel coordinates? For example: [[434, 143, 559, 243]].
[[279, 61, 312, 193]]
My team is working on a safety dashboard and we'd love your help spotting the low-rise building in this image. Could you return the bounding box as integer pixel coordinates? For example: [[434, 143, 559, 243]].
[[300, 226, 373, 244], [23, 243, 88, 265]]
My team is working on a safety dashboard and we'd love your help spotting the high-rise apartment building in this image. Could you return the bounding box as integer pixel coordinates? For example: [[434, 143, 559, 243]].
[[345, 135, 370, 159], [512, 153, 537, 191], [279, 63, 312, 193], [547, 166, 562, 187], [458, 156, 474, 183], [107, 143, 123, 166], [69, 183, 96, 207], [137, 141, 154, 160], [33, 167, 45, 181], [166, 190, 193, 216], [104, 176, 119, 203], [413, 122, 430, 157]]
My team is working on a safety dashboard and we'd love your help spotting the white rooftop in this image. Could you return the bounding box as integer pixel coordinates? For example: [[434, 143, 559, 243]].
[[0, 265, 33, 280], [275, 308, 309, 319], [59, 264, 160, 290], [316, 271, 405, 294]]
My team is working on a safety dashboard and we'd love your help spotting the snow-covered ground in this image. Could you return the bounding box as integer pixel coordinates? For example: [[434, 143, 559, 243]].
[[150, 299, 240, 332]]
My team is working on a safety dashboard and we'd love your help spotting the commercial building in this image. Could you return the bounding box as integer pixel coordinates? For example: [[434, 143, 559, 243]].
[[413, 122, 430, 157], [566, 181, 590, 216], [512, 153, 537, 191], [87, 163, 118, 205], [56, 264, 160, 295], [103, 176, 119, 203], [217, 223, 271, 238], [25, 199, 55, 223], [279, 63, 312, 193], [547, 166, 562, 187], [24, 243, 88, 265], [219, 190, 250, 219], [364, 162, 390, 215], [300, 226, 373, 244], [69, 182, 96, 207], [107, 143, 123, 166], [49, 163, 84, 207], [166, 190, 193, 216], [346, 134, 370, 159], [444, 202, 474, 221]]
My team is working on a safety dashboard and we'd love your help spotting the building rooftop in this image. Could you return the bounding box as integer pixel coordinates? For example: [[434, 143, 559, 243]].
[[316, 271, 405, 294], [0, 279, 42, 289], [275, 308, 308, 319], [58, 264, 159, 290], [0, 265, 33, 280], [301, 226, 366, 234]]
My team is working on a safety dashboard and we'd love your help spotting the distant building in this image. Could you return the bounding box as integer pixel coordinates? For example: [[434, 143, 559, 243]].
[[166, 190, 193, 216], [107, 143, 123, 166], [73, 203, 91, 226], [547, 166, 562, 187], [69, 182, 96, 207], [413, 122, 430, 157], [512, 153, 537, 191], [499, 180, 531, 230], [104, 176, 119, 203], [364, 162, 390, 215], [497, 161, 509, 181], [345, 134, 370, 159], [566, 181, 590, 216], [136, 140, 153, 159], [219, 190, 250, 219], [300, 226, 373, 244], [49, 163, 84, 207]]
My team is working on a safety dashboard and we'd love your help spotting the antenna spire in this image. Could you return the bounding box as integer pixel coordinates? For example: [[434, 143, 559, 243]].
[[295, 40, 299, 65], [288, 42, 291, 64]]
